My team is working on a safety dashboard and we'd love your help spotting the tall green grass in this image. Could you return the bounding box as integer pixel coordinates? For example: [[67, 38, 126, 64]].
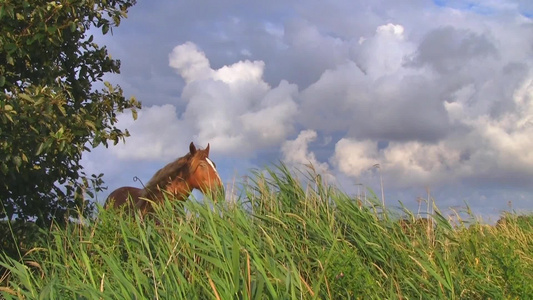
[[1, 164, 532, 299]]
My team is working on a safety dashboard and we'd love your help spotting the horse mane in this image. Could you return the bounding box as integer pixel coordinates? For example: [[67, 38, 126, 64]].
[[141, 153, 193, 198]]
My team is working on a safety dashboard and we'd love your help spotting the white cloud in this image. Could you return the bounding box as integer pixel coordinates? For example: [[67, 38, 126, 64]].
[[382, 141, 463, 187], [108, 104, 191, 161], [355, 23, 415, 77], [332, 139, 379, 178], [87, 41, 301, 164], [376, 23, 405, 36], [170, 42, 299, 155], [333, 138, 465, 188], [214, 60, 266, 85], [281, 130, 332, 179], [169, 42, 213, 83], [240, 82, 298, 147]]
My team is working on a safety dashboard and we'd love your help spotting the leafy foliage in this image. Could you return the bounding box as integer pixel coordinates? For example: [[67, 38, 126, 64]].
[[0, 0, 140, 226]]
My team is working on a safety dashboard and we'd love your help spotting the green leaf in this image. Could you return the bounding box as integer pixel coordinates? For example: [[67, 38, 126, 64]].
[[13, 156, 22, 169], [104, 81, 113, 91], [0, 76, 5, 87], [1, 163, 8, 175], [34, 97, 45, 107], [102, 23, 109, 35], [85, 120, 96, 130], [56, 127, 65, 138], [4, 43, 17, 53], [47, 25, 57, 34], [4, 112, 14, 123], [18, 93, 33, 102], [32, 33, 45, 43], [56, 104, 66, 116], [36, 143, 46, 155]]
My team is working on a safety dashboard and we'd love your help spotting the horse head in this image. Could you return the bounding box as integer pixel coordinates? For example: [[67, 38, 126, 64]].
[[186, 142, 224, 200]]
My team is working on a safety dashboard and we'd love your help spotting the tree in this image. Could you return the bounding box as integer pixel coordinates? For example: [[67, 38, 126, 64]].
[[0, 0, 140, 226]]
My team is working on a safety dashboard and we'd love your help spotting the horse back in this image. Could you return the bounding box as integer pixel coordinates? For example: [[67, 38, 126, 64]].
[[105, 186, 143, 209]]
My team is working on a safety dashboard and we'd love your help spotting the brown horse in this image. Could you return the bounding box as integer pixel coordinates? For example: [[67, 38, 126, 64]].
[[105, 142, 224, 215]]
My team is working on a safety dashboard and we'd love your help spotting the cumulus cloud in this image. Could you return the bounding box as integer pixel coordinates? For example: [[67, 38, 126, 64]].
[[355, 23, 414, 77], [299, 23, 451, 142], [258, 18, 352, 89], [293, 14, 533, 192], [332, 74, 533, 188], [281, 130, 331, 179], [97, 41, 301, 163], [109, 104, 191, 161], [169, 42, 299, 155], [169, 42, 213, 83], [333, 139, 379, 177], [332, 138, 466, 188], [406, 26, 497, 75]]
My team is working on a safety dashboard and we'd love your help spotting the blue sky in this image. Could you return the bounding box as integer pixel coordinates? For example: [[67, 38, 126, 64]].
[[83, 0, 533, 222]]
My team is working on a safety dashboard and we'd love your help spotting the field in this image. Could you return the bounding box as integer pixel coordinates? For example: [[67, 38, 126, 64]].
[[1, 165, 532, 299]]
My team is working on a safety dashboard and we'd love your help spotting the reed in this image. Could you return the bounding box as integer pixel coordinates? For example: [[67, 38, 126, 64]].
[[1, 164, 531, 299]]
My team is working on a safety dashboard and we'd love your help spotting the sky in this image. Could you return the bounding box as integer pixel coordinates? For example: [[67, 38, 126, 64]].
[[82, 0, 533, 222]]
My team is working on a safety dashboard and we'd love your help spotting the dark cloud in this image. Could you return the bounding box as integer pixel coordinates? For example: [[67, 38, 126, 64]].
[[406, 26, 498, 74]]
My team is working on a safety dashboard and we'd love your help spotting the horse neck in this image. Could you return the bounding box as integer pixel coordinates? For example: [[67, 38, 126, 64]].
[[140, 174, 192, 202], [142, 154, 190, 193]]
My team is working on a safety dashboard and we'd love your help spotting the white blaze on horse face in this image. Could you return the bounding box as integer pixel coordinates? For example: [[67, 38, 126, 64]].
[[205, 158, 222, 184]]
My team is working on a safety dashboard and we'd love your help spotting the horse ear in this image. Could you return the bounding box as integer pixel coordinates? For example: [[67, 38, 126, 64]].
[[189, 142, 196, 154], [205, 143, 210, 156]]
